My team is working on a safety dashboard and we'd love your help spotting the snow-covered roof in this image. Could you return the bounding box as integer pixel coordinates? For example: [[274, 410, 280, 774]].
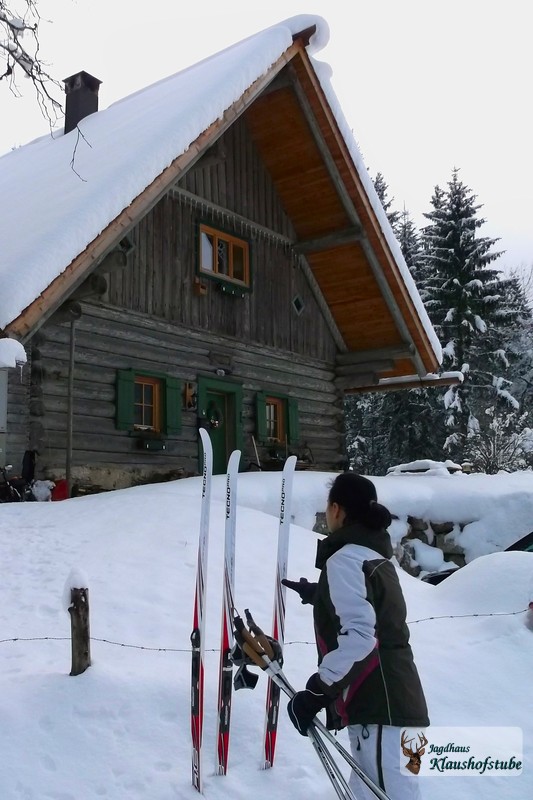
[[0, 14, 441, 365], [0, 338, 27, 368]]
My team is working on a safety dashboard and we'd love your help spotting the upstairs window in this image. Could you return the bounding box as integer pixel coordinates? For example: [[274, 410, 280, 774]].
[[199, 224, 250, 288]]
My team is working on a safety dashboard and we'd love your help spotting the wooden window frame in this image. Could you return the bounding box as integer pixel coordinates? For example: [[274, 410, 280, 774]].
[[256, 392, 300, 447], [199, 223, 250, 288], [116, 370, 182, 436], [134, 375, 161, 432], [265, 396, 285, 443]]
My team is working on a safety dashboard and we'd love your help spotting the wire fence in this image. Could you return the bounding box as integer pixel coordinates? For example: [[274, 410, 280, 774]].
[[0, 606, 529, 653]]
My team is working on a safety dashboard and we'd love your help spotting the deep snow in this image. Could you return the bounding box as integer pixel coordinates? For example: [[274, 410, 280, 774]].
[[0, 469, 532, 799]]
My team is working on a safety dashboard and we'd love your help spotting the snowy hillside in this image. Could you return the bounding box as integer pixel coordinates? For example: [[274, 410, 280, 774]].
[[0, 470, 532, 799]]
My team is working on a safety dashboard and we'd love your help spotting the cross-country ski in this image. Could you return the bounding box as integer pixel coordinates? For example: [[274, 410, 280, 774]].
[[190, 429, 213, 793], [262, 455, 297, 769], [215, 448, 241, 776]]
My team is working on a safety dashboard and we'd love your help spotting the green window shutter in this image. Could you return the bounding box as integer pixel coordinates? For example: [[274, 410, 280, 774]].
[[164, 377, 182, 435], [287, 398, 300, 445], [116, 369, 135, 430], [256, 392, 268, 443]]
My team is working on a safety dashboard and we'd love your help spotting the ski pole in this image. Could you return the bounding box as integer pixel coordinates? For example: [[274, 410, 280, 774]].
[[308, 724, 357, 800], [237, 616, 356, 799], [237, 613, 391, 800]]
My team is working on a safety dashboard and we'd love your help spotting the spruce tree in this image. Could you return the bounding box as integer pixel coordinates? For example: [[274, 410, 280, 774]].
[[420, 169, 518, 461], [379, 208, 446, 467], [373, 172, 401, 234]]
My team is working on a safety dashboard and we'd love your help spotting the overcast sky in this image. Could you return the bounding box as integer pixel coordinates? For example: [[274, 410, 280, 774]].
[[2, 0, 531, 272]]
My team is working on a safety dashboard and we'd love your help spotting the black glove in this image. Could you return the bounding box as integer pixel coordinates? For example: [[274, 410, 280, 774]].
[[282, 577, 317, 605], [287, 673, 332, 736]]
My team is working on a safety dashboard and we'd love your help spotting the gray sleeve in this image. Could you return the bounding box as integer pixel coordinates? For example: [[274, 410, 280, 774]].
[[318, 547, 377, 687]]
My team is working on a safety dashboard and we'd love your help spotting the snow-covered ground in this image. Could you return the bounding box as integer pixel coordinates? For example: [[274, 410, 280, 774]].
[[0, 469, 532, 799]]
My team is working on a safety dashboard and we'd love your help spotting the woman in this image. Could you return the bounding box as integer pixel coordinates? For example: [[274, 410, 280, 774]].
[[283, 472, 429, 800]]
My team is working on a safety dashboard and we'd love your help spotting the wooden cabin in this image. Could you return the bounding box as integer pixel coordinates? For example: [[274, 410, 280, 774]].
[[0, 18, 449, 489]]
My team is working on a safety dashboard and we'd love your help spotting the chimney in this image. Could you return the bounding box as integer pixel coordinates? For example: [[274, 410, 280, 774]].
[[63, 71, 102, 134]]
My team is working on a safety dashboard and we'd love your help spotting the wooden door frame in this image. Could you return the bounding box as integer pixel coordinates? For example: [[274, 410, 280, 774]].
[[197, 375, 243, 471]]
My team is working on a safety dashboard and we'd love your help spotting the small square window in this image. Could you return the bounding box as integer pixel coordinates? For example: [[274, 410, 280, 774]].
[[292, 295, 305, 315]]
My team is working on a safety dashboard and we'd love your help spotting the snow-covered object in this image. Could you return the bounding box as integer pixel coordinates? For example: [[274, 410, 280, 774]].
[[411, 539, 451, 572], [387, 459, 462, 476], [62, 567, 90, 612], [0, 474, 532, 800], [31, 479, 55, 502], [0, 338, 26, 368], [0, 15, 440, 365]]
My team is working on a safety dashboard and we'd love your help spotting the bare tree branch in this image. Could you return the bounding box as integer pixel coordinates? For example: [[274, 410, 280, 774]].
[[1, 0, 62, 130]]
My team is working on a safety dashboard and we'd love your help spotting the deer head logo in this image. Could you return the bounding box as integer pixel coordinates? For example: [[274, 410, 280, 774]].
[[401, 730, 428, 775]]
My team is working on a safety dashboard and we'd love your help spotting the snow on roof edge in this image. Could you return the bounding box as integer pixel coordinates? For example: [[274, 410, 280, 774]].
[[376, 371, 464, 388]]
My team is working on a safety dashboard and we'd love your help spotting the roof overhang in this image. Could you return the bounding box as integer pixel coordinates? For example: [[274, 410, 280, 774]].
[[343, 370, 464, 394], [4, 29, 445, 394], [244, 46, 443, 391]]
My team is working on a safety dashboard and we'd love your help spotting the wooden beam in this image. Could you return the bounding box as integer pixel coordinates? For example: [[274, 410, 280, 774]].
[[294, 226, 363, 254], [258, 72, 292, 98], [292, 24, 317, 47], [7, 41, 307, 342], [291, 52, 439, 374], [190, 138, 227, 169], [171, 187, 295, 247], [346, 372, 462, 394], [286, 64, 427, 377], [335, 372, 378, 391], [336, 344, 415, 366], [335, 359, 395, 377], [287, 65, 361, 231]]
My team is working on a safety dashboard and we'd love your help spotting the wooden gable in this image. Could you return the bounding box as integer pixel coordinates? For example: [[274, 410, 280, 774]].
[[244, 47, 442, 390]]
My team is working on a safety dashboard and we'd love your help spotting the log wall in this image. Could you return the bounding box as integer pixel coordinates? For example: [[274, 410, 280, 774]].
[[5, 353, 30, 475], [106, 117, 338, 362], [15, 116, 347, 488], [30, 305, 344, 487]]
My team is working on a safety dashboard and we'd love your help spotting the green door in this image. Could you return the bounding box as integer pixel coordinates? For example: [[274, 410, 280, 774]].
[[197, 376, 243, 475], [205, 390, 229, 475]]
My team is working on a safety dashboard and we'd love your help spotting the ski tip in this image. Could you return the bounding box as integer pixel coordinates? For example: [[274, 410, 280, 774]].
[[199, 427, 211, 450]]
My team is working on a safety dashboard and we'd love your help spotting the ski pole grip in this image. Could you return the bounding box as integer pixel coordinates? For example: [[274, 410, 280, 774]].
[[239, 624, 264, 654], [242, 642, 268, 670], [256, 633, 274, 660], [244, 609, 275, 659]]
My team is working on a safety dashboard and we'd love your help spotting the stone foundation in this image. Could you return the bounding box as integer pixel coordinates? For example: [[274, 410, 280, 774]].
[[314, 512, 466, 576]]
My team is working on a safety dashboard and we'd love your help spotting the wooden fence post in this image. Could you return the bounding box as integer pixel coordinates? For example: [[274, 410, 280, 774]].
[[69, 587, 91, 676]]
